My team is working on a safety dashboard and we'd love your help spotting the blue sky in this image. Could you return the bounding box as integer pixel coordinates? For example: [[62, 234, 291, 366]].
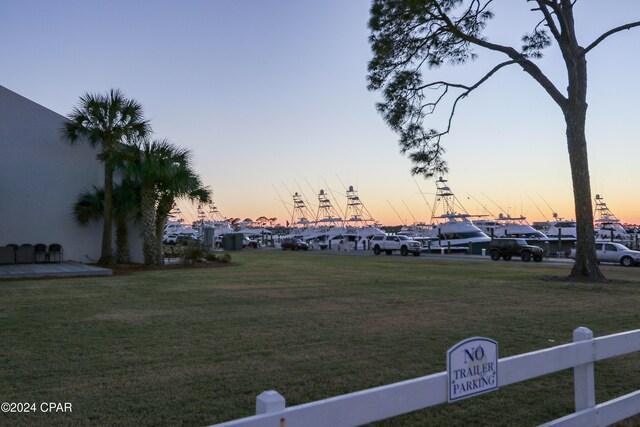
[[2, 1, 639, 225]]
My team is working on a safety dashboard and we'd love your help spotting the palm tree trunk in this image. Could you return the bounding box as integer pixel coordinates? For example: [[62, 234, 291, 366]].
[[99, 164, 114, 265], [115, 217, 130, 264], [140, 186, 158, 265], [155, 198, 173, 265], [155, 216, 167, 265]]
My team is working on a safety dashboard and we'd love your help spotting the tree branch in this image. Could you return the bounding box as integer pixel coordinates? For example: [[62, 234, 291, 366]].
[[412, 60, 518, 143], [532, 0, 561, 41], [434, 3, 568, 110], [582, 21, 640, 56], [441, 60, 517, 135]]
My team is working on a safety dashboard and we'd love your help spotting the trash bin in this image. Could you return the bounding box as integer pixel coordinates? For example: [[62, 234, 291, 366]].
[[203, 228, 215, 251], [223, 234, 235, 250], [234, 234, 244, 251]]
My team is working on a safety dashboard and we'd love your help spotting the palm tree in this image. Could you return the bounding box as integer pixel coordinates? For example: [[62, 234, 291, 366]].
[[62, 89, 151, 264], [154, 168, 210, 264], [118, 139, 209, 265], [73, 181, 140, 263]]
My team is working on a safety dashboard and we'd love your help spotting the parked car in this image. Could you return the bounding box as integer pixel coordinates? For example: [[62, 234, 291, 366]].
[[164, 233, 179, 245], [281, 238, 309, 251], [489, 238, 543, 262], [568, 242, 640, 267], [242, 235, 259, 248]]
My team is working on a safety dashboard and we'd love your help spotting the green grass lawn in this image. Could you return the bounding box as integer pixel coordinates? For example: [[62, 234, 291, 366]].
[[1, 251, 640, 426]]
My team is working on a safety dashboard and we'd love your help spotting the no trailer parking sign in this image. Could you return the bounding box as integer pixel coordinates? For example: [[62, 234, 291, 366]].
[[447, 337, 499, 402]]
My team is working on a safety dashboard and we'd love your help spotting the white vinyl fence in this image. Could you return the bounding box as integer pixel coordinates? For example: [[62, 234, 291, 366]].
[[212, 327, 640, 427]]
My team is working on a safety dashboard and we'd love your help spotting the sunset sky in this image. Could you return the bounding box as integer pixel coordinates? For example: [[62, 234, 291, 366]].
[[2, 1, 639, 226]]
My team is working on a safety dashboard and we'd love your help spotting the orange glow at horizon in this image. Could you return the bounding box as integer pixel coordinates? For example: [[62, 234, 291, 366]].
[[176, 188, 640, 228]]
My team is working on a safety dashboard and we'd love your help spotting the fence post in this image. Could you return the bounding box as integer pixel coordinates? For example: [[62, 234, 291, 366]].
[[256, 390, 285, 415], [573, 327, 596, 415]]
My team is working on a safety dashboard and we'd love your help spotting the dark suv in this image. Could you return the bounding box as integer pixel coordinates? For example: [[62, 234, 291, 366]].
[[281, 238, 309, 251], [489, 238, 543, 262]]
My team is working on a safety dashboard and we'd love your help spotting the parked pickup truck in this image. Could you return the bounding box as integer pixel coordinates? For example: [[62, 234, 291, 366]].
[[370, 235, 421, 256]]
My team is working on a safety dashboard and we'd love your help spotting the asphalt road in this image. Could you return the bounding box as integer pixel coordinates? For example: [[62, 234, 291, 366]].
[[263, 245, 577, 266]]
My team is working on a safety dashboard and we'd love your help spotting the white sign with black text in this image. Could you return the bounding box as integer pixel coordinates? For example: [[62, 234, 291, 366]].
[[447, 337, 499, 402]]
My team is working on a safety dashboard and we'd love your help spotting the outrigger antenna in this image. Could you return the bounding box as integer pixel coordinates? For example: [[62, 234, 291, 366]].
[[402, 200, 418, 225], [525, 192, 549, 223], [411, 175, 433, 216], [388, 200, 406, 225], [272, 184, 293, 219], [467, 193, 495, 217]]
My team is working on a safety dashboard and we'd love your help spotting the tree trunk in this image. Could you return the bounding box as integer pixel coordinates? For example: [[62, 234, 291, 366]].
[[155, 198, 173, 265], [564, 55, 604, 280], [115, 217, 130, 264], [155, 215, 167, 265], [98, 163, 114, 265], [140, 186, 158, 265]]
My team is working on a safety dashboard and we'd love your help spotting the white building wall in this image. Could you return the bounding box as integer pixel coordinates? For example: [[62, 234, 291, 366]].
[[0, 85, 142, 263]]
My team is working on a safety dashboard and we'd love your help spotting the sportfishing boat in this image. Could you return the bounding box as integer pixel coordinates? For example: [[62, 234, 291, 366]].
[[199, 200, 234, 235], [281, 189, 346, 247], [163, 205, 200, 243], [231, 221, 273, 243], [476, 214, 548, 242], [397, 223, 434, 247], [282, 192, 316, 239], [593, 194, 631, 243], [341, 185, 385, 243], [426, 177, 490, 251], [545, 214, 578, 241], [283, 185, 385, 249], [306, 189, 349, 247]]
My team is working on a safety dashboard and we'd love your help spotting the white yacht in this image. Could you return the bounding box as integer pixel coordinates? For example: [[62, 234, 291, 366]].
[[282, 189, 346, 247], [426, 177, 490, 251], [163, 220, 199, 242], [397, 223, 434, 247], [232, 221, 273, 244], [472, 219, 502, 239], [545, 214, 578, 240], [476, 214, 548, 242], [283, 186, 385, 249], [163, 205, 199, 242]]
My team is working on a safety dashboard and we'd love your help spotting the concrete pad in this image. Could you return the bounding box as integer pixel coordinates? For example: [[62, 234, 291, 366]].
[[0, 262, 112, 279]]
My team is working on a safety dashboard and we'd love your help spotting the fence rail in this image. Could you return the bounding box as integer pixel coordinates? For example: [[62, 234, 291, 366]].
[[212, 327, 640, 427]]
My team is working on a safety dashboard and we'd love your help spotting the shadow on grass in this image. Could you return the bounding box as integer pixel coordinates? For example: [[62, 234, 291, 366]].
[[109, 260, 235, 276]]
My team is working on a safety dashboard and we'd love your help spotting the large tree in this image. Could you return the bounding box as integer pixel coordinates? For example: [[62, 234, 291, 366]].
[[368, 0, 640, 280], [118, 139, 210, 265], [63, 89, 151, 265]]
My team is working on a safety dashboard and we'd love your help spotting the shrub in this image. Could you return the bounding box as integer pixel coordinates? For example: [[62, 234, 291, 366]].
[[204, 252, 232, 263], [183, 242, 205, 263], [163, 246, 181, 259]]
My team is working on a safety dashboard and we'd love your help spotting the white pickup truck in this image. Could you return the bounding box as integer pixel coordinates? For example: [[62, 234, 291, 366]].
[[370, 235, 422, 256]]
